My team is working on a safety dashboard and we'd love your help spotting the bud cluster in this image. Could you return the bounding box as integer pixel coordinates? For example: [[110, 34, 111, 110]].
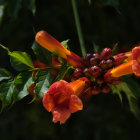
[[70, 48, 124, 97]]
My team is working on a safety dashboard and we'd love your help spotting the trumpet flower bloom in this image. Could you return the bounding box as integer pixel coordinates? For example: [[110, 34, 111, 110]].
[[105, 46, 140, 79], [35, 30, 85, 68], [43, 77, 89, 124]]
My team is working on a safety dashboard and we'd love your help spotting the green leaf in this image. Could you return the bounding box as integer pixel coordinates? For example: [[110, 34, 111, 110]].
[[104, 0, 119, 7], [54, 61, 74, 82], [9, 51, 34, 71], [61, 39, 70, 49], [0, 0, 5, 4], [7, 0, 22, 19], [0, 72, 33, 110], [34, 70, 53, 98], [25, 0, 36, 15], [111, 77, 140, 119], [0, 5, 4, 23], [92, 41, 101, 53], [12, 72, 33, 101], [112, 42, 119, 55], [32, 41, 52, 65], [0, 68, 13, 82], [0, 79, 14, 110]]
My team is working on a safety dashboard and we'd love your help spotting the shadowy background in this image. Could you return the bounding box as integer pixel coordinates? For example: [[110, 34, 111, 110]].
[[0, 0, 140, 140]]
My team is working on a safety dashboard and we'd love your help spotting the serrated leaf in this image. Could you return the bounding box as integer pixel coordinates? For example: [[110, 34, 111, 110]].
[[111, 85, 122, 103], [0, 68, 13, 82], [32, 41, 52, 65], [9, 51, 34, 71], [34, 70, 53, 98], [25, 0, 36, 15], [112, 77, 140, 119], [7, 0, 22, 19]]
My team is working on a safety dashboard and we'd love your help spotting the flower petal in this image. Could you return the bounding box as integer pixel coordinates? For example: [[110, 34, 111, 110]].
[[69, 95, 83, 113], [35, 31, 71, 59], [43, 93, 54, 112], [48, 80, 74, 96], [52, 108, 71, 124], [66, 52, 85, 68]]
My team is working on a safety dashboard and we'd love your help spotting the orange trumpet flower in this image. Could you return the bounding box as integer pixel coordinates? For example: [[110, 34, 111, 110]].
[[35, 31, 85, 68], [42, 77, 89, 124], [105, 46, 140, 79]]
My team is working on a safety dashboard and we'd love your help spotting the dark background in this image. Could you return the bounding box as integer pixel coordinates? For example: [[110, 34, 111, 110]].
[[0, 0, 140, 140]]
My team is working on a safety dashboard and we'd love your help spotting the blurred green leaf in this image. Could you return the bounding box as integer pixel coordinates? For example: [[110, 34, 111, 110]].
[[112, 42, 119, 55], [32, 41, 52, 65], [9, 51, 34, 71], [0, 5, 4, 23], [0, 0, 5, 4], [104, 0, 119, 7], [0, 68, 13, 82], [7, 0, 22, 19], [25, 0, 36, 15], [34, 70, 53, 98]]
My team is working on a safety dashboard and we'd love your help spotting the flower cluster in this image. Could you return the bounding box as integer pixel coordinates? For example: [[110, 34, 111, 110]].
[[34, 30, 140, 124]]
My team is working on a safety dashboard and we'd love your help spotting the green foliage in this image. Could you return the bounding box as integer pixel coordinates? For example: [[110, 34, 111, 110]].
[[25, 0, 36, 15], [111, 76, 140, 119], [0, 0, 36, 22], [0, 71, 33, 110], [0, 68, 13, 82], [61, 39, 70, 49], [9, 51, 34, 71], [34, 70, 53, 98], [32, 41, 52, 65]]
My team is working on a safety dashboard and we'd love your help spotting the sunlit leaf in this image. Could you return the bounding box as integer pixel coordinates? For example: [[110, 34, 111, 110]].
[[9, 51, 34, 71]]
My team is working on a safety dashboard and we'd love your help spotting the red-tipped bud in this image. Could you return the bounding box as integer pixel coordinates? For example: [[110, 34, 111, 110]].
[[84, 53, 92, 65], [106, 59, 113, 68], [91, 86, 100, 95], [83, 68, 91, 77], [90, 66, 101, 78], [90, 53, 101, 66], [100, 48, 112, 59], [73, 68, 83, 78], [99, 60, 108, 69], [101, 84, 110, 94], [113, 53, 127, 66]]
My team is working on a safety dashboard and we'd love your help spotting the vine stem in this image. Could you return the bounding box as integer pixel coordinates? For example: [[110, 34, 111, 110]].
[[71, 0, 86, 57]]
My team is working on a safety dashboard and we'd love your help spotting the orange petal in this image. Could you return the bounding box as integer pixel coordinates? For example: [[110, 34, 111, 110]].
[[52, 108, 71, 124], [69, 95, 83, 113], [125, 51, 132, 61], [66, 52, 85, 68], [35, 31, 71, 59], [43, 93, 54, 112], [70, 79, 85, 96], [111, 60, 133, 77], [48, 80, 74, 96]]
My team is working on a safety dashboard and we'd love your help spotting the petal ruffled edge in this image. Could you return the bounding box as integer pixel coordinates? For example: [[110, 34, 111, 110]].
[[69, 95, 83, 113]]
